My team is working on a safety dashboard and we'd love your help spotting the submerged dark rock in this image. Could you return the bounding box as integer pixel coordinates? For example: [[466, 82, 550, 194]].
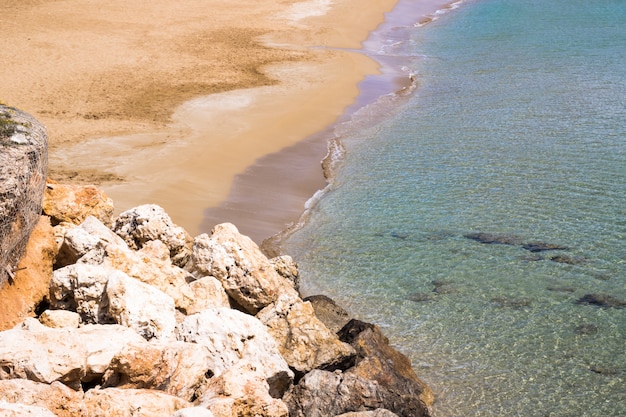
[[589, 365, 623, 376], [546, 285, 577, 293], [574, 323, 598, 335], [464, 233, 522, 246], [550, 255, 586, 265], [576, 294, 626, 309], [521, 242, 569, 253]]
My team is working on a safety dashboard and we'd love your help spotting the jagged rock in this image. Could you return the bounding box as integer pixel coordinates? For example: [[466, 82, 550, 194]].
[[56, 216, 195, 312], [0, 324, 143, 390], [337, 319, 434, 416], [82, 387, 191, 417], [336, 410, 399, 417], [0, 401, 57, 416], [186, 276, 231, 314], [198, 361, 289, 417], [304, 294, 352, 334], [43, 180, 114, 227], [102, 340, 216, 402], [270, 255, 300, 292], [112, 204, 192, 267], [175, 308, 293, 397], [576, 294, 626, 309], [257, 293, 355, 374], [38, 310, 81, 328], [0, 216, 56, 330], [189, 223, 298, 314], [283, 369, 385, 417], [0, 380, 86, 417], [50, 263, 117, 323], [106, 271, 177, 340]]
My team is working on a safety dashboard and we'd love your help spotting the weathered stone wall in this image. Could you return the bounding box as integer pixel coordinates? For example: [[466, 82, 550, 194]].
[[0, 105, 48, 287]]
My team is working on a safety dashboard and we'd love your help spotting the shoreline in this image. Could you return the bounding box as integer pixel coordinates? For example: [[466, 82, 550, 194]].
[[1, 0, 399, 235], [206, 0, 464, 246]]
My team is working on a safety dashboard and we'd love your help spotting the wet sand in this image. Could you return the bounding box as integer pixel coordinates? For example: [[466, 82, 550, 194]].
[[204, 0, 462, 244], [0, 0, 398, 234]]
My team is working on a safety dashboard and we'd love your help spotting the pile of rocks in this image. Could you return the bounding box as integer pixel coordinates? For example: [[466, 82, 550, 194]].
[[0, 183, 433, 417]]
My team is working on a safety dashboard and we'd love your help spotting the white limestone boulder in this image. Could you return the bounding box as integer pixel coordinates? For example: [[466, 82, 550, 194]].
[[83, 387, 190, 417], [0, 380, 86, 417], [102, 340, 217, 402], [198, 361, 288, 417], [0, 324, 143, 390], [189, 223, 298, 314], [172, 407, 215, 417], [0, 401, 58, 416], [257, 293, 355, 374], [106, 272, 177, 340], [112, 204, 192, 267], [175, 308, 293, 397]]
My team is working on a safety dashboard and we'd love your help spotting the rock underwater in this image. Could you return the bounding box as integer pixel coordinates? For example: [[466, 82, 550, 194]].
[[0, 183, 435, 417]]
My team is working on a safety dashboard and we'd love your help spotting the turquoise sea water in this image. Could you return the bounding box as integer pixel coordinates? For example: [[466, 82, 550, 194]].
[[283, 0, 626, 415]]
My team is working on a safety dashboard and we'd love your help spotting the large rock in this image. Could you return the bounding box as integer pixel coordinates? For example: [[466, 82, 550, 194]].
[[338, 319, 434, 415], [0, 216, 56, 330], [0, 401, 57, 416], [102, 341, 216, 402], [106, 271, 177, 340], [176, 308, 293, 397], [43, 180, 114, 227], [112, 204, 192, 267], [257, 293, 355, 374], [0, 324, 144, 390], [0, 105, 47, 289], [56, 216, 195, 313], [0, 380, 86, 417], [269, 255, 300, 292], [283, 369, 385, 417], [189, 223, 298, 314], [198, 361, 289, 417], [50, 263, 117, 323], [83, 387, 191, 417]]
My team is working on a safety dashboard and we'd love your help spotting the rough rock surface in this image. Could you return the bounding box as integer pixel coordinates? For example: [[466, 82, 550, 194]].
[[112, 204, 192, 267], [38, 309, 81, 328], [83, 387, 191, 417], [0, 400, 58, 416], [105, 272, 177, 340], [189, 223, 298, 314], [175, 308, 294, 397], [0, 380, 86, 417], [304, 294, 352, 334], [0, 216, 56, 330], [186, 276, 231, 314], [257, 292, 355, 374], [336, 410, 399, 417], [43, 180, 114, 227], [103, 340, 216, 402], [198, 361, 289, 417]]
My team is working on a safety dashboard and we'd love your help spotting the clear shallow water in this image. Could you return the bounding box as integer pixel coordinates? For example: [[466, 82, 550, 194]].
[[284, 0, 626, 415]]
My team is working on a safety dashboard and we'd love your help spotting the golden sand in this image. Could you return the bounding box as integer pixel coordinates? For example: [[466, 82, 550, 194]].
[[1, 0, 398, 233]]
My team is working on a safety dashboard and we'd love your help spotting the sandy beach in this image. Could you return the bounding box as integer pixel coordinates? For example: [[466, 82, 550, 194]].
[[1, 0, 399, 236]]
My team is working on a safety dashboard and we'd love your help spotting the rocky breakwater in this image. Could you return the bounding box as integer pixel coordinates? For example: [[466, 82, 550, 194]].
[[0, 183, 434, 417]]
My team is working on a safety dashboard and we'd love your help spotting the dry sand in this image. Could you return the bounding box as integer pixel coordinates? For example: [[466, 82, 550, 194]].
[[1, 0, 398, 234]]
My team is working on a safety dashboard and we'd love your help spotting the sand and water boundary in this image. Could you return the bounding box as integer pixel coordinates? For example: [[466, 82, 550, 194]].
[[1, 0, 455, 241]]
